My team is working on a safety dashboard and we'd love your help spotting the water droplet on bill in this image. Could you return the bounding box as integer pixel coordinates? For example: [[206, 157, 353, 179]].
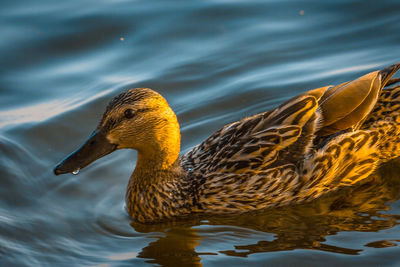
[[72, 169, 80, 175]]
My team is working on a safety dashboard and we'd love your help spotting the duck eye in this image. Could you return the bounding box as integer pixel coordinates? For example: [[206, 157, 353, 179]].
[[124, 109, 135, 119]]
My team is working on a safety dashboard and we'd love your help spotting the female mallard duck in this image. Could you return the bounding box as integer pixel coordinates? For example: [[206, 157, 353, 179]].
[[54, 63, 400, 223]]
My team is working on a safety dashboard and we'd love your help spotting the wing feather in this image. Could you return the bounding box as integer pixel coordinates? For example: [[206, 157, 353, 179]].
[[318, 63, 400, 136], [182, 95, 320, 175]]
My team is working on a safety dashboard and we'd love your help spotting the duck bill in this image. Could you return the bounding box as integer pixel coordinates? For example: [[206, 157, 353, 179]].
[[53, 130, 117, 175]]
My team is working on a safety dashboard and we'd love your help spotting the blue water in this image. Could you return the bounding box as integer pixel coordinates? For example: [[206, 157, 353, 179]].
[[1, 0, 400, 266]]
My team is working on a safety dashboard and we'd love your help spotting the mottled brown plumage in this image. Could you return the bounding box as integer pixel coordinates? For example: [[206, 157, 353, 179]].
[[54, 63, 400, 223]]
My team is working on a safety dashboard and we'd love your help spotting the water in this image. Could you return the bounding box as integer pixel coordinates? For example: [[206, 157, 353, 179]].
[[1, 0, 400, 266]]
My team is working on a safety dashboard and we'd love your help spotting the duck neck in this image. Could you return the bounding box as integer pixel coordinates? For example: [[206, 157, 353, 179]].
[[126, 121, 189, 222], [124, 109, 192, 222], [133, 149, 180, 182], [133, 119, 182, 182]]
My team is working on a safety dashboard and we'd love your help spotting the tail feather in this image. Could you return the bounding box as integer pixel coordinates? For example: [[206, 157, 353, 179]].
[[379, 62, 400, 86], [386, 77, 400, 87]]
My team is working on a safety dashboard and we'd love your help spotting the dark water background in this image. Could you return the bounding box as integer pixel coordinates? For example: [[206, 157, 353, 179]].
[[1, 0, 400, 266]]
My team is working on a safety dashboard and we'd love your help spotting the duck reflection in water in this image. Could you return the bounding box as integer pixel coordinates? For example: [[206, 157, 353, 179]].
[[130, 159, 400, 265]]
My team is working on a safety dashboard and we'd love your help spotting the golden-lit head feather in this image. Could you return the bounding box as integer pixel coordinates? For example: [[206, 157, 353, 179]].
[[99, 88, 181, 168]]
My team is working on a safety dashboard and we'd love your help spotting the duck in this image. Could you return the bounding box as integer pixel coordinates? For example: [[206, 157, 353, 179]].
[[54, 63, 400, 223]]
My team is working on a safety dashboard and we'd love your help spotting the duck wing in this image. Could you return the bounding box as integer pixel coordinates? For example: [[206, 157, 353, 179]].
[[182, 91, 325, 175]]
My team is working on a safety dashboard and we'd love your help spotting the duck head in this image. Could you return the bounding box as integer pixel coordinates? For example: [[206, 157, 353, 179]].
[[54, 88, 181, 175]]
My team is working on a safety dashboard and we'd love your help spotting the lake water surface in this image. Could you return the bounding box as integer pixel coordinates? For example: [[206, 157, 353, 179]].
[[1, 0, 400, 266]]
